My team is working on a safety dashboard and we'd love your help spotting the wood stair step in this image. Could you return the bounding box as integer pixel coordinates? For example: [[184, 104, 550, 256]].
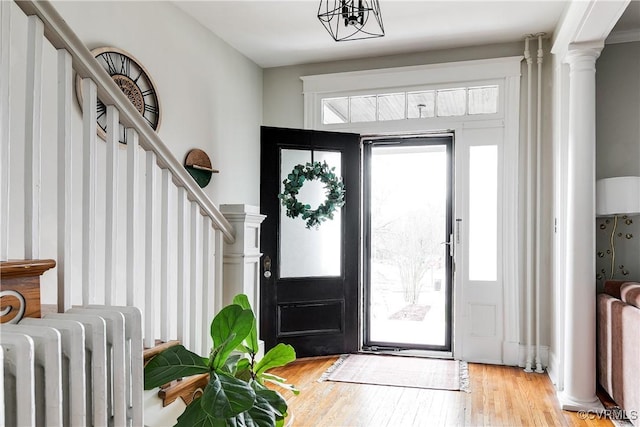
[[0, 259, 56, 324], [143, 340, 181, 365], [159, 373, 210, 407], [143, 340, 210, 407]]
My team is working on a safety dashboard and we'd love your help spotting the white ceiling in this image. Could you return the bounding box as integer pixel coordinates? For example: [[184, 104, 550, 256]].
[[174, 0, 640, 68], [174, 0, 571, 68]]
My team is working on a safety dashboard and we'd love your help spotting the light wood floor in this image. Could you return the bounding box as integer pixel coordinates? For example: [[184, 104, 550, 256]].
[[269, 356, 613, 427]]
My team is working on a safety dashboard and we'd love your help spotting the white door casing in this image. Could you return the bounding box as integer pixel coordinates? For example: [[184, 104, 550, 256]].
[[302, 57, 522, 364], [455, 124, 504, 364]]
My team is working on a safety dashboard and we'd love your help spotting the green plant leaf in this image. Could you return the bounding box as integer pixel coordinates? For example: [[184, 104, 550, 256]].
[[254, 385, 288, 417], [201, 372, 256, 419], [261, 371, 299, 395], [208, 334, 233, 368], [211, 305, 242, 347], [235, 367, 252, 383], [211, 305, 254, 370], [232, 294, 259, 354], [175, 397, 227, 427], [235, 344, 251, 354], [236, 357, 251, 371], [254, 344, 296, 377], [221, 353, 243, 375], [261, 372, 286, 382], [144, 345, 209, 390], [229, 386, 287, 427], [234, 401, 274, 427], [263, 378, 300, 395]]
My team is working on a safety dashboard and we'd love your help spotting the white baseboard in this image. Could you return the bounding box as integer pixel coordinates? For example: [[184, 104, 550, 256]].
[[546, 349, 562, 389], [481, 342, 551, 369], [502, 341, 520, 366]]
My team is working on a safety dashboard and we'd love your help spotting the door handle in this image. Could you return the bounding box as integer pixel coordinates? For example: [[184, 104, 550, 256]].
[[263, 256, 272, 279], [440, 233, 454, 257]]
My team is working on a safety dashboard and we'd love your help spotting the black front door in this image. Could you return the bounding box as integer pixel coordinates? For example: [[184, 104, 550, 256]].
[[260, 126, 360, 357]]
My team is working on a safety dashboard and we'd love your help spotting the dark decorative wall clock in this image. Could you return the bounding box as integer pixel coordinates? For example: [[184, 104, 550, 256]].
[[76, 46, 161, 143]]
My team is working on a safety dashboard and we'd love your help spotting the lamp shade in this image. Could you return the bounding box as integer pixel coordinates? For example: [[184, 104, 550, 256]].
[[596, 176, 640, 216]]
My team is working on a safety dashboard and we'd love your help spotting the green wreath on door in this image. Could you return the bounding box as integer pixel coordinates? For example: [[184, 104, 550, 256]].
[[278, 161, 345, 229]]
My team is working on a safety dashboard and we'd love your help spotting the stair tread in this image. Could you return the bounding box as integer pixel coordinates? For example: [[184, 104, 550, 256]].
[[143, 340, 211, 406], [143, 340, 181, 364], [159, 373, 210, 407]]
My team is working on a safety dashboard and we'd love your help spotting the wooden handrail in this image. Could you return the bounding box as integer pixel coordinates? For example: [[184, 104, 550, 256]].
[[15, 0, 235, 244], [1, 259, 56, 323], [0, 259, 56, 279]]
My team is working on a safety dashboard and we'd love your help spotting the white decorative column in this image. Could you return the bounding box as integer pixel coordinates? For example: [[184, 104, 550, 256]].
[[558, 42, 603, 411], [220, 204, 266, 324]]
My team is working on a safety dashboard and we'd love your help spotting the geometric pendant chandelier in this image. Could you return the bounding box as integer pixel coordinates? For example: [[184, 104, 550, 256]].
[[317, 0, 385, 42]]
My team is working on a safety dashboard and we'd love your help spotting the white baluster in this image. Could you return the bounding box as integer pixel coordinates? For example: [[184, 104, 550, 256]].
[[160, 169, 171, 342], [190, 202, 202, 352], [105, 105, 119, 306], [57, 49, 73, 312], [144, 151, 157, 349], [81, 78, 97, 306], [176, 187, 189, 347], [0, 347, 4, 424], [214, 229, 224, 315], [126, 128, 139, 306], [0, 1, 11, 261], [24, 15, 44, 259], [201, 216, 213, 355]]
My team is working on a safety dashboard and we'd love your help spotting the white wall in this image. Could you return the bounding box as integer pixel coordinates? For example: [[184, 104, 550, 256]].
[[52, 0, 263, 206], [7, 1, 263, 306]]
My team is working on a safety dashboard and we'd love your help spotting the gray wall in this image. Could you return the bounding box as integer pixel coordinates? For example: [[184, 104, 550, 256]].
[[596, 41, 640, 179], [596, 41, 640, 284]]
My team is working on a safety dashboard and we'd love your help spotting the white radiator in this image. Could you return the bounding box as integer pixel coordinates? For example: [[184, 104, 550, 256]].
[[1, 305, 142, 426]]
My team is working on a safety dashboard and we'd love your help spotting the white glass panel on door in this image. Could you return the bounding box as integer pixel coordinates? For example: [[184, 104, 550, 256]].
[[367, 141, 450, 348], [279, 149, 342, 278], [468, 145, 498, 281]]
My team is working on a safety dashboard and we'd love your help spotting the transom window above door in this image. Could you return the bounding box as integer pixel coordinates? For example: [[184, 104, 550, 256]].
[[322, 85, 499, 125], [301, 56, 521, 132]]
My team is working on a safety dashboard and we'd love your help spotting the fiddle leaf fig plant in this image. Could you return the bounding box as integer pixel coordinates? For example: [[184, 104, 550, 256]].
[[144, 294, 298, 427]]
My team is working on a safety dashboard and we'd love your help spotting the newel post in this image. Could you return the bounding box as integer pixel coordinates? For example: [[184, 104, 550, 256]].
[[220, 204, 266, 328]]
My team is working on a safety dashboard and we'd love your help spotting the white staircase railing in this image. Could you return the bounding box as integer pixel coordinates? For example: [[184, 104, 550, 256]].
[[1, 0, 235, 355]]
